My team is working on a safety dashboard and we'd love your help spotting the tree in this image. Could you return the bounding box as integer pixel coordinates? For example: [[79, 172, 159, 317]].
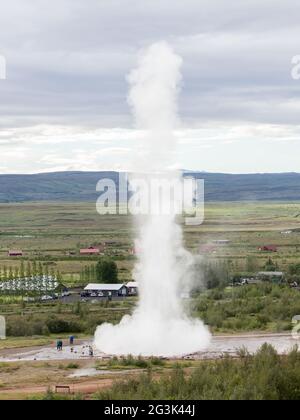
[[38, 262, 43, 278], [265, 257, 277, 271], [288, 263, 300, 275], [2, 265, 8, 281], [13, 267, 20, 280], [84, 266, 91, 282], [96, 258, 118, 283], [90, 265, 96, 281], [32, 260, 37, 277], [246, 255, 258, 273], [26, 262, 32, 279], [20, 261, 25, 279]]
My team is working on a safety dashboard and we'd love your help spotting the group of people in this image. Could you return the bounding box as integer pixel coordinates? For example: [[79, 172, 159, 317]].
[[56, 339, 63, 351], [56, 336, 94, 357], [56, 336, 74, 351]]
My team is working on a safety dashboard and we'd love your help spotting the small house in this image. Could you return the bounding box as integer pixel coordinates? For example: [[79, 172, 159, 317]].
[[213, 240, 230, 245], [199, 244, 217, 254], [258, 245, 278, 253], [8, 250, 23, 257], [84, 283, 128, 297], [126, 281, 139, 296], [257, 271, 284, 283], [80, 247, 100, 256]]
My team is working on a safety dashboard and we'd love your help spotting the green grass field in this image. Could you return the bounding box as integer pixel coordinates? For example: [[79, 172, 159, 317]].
[[0, 201, 300, 400], [1, 201, 300, 282], [0, 201, 300, 338]]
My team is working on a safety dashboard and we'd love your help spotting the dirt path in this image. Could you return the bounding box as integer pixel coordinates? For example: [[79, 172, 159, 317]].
[[0, 378, 115, 400]]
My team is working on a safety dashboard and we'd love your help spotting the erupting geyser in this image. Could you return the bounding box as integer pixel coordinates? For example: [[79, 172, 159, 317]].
[[94, 41, 211, 357]]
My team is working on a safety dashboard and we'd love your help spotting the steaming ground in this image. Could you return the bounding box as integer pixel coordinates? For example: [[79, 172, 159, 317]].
[[94, 42, 211, 357]]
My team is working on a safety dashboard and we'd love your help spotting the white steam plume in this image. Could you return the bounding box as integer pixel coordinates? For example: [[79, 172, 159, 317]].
[[94, 41, 211, 357]]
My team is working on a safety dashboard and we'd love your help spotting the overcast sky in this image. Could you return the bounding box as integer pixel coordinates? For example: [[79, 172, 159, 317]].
[[0, 0, 300, 174]]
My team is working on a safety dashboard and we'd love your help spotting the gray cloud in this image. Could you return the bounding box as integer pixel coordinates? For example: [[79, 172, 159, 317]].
[[0, 0, 299, 172]]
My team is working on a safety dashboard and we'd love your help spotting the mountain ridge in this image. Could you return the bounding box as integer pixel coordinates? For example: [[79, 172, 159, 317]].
[[0, 171, 300, 202]]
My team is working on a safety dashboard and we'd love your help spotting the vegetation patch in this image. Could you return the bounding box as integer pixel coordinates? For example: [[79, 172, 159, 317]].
[[94, 345, 300, 400], [96, 355, 166, 371]]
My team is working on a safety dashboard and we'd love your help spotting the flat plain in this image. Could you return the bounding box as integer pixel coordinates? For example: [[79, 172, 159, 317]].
[[1, 201, 300, 279], [1, 201, 300, 399]]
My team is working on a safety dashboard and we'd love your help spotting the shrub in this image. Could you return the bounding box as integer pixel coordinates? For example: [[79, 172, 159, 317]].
[[46, 318, 83, 334], [95, 346, 300, 400]]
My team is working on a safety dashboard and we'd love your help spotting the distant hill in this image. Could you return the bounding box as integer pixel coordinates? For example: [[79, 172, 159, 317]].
[[0, 171, 120, 203], [0, 171, 300, 203], [188, 172, 300, 202]]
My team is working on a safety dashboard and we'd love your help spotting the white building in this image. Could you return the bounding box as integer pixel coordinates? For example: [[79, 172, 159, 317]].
[[213, 239, 230, 245], [126, 281, 139, 296], [257, 272, 284, 283], [84, 283, 128, 297]]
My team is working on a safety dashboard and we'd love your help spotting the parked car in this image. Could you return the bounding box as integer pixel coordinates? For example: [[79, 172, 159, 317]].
[[23, 297, 36, 303], [41, 295, 54, 301]]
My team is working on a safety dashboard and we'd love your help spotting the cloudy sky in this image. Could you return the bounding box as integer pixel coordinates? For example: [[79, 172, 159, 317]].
[[0, 0, 300, 174]]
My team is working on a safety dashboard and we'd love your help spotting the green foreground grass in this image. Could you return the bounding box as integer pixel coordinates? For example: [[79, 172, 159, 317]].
[[38, 345, 300, 400], [94, 345, 300, 400]]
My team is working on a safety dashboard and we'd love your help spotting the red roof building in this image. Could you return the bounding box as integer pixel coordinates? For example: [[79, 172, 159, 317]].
[[258, 245, 278, 253], [8, 250, 23, 257], [199, 244, 217, 254], [80, 247, 100, 255]]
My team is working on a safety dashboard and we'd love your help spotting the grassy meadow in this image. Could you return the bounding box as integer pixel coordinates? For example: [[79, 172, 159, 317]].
[[0, 201, 300, 338], [0, 201, 300, 400], [1, 201, 300, 281]]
